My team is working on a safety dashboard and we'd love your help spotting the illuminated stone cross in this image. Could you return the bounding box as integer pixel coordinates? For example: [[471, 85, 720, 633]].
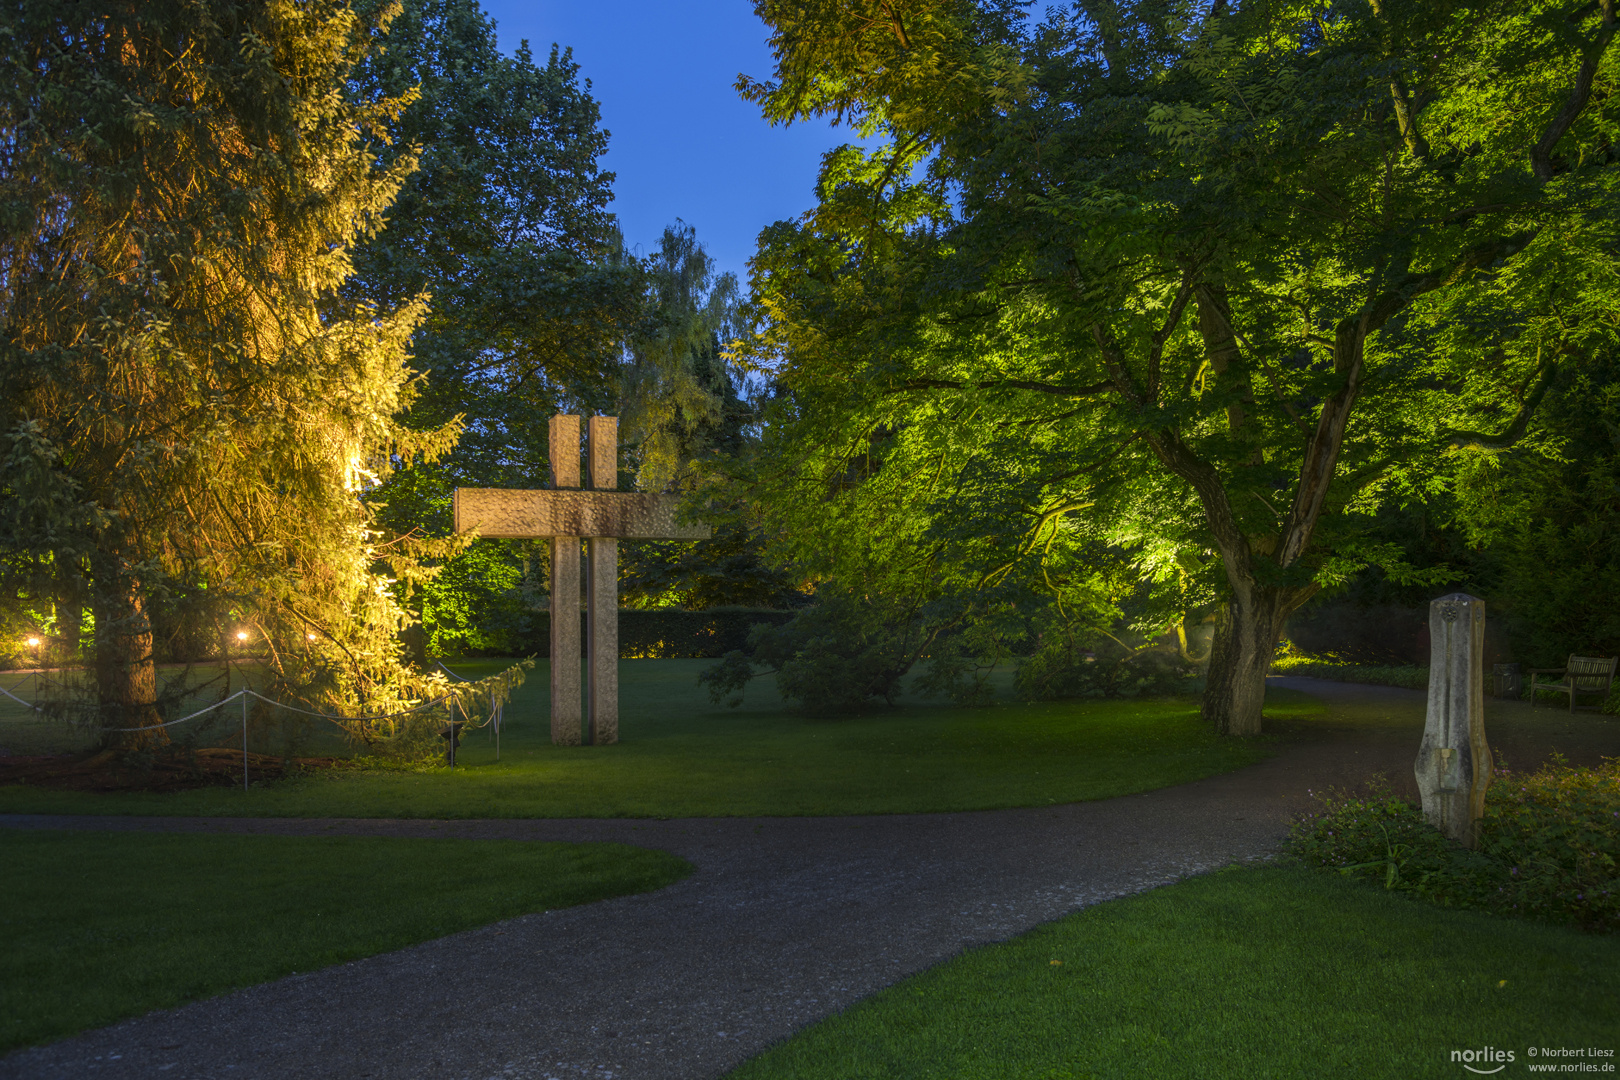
[[453, 415, 709, 745]]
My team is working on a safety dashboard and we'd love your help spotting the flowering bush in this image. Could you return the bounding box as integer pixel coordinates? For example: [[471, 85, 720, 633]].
[[1288, 757, 1620, 933]]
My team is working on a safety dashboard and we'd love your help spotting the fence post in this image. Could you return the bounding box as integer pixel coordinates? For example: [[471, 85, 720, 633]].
[[241, 691, 249, 792]]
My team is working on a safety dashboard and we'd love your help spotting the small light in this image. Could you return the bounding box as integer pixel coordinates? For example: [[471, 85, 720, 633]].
[[236, 631, 250, 642], [306, 632, 318, 641], [25, 637, 41, 648]]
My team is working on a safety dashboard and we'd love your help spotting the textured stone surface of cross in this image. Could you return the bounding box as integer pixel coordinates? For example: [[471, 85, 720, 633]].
[[1415, 592, 1492, 847], [453, 415, 709, 745]]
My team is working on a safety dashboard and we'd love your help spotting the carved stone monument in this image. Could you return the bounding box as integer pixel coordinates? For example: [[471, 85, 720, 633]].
[[1414, 593, 1492, 848], [452, 415, 709, 745]]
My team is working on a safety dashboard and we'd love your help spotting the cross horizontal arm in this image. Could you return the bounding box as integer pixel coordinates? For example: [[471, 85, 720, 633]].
[[453, 489, 712, 540]]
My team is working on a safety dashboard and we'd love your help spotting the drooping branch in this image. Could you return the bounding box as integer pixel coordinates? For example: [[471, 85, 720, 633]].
[[1444, 361, 1559, 450], [1038, 434, 1143, 486], [1530, 0, 1616, 183]]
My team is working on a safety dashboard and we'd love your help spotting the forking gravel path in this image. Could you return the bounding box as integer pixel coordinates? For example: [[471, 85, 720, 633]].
[[2, 679, 1615, 1080]]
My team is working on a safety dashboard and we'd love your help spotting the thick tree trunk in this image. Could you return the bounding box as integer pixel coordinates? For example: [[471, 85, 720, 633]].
[[1201, 589, 1291, 736], [92, 559, 165, 750]]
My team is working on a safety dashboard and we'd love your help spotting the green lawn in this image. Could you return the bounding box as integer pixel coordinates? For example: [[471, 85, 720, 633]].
[[725, 865, 1620, 1080], [0, 660, 1311, 818], [0, 829, 690, 1053]]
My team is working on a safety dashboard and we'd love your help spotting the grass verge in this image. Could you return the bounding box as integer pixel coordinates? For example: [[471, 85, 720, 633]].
[[1270, 657, 1430, 690], [0, 661, 1316, 818], [724, 865, 1619, 1080], [0, 830, 690, 1053]]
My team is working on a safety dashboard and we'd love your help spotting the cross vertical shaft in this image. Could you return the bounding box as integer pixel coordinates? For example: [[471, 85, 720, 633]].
[[548, 414, 582, 746], [587, 416, 619, 745], [454, 412, 709, 746]]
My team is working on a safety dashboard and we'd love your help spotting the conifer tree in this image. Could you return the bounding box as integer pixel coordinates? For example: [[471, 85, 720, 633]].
[[0, 0, 514, 748]]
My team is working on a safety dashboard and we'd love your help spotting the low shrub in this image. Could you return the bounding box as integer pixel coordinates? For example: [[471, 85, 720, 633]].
[[1014, 640, 1201, 700], [700, 588, 935, 711], [1287, 757, 1620, 932]]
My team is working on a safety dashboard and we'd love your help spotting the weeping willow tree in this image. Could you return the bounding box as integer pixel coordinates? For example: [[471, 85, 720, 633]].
[[0, 0, 522, 750]]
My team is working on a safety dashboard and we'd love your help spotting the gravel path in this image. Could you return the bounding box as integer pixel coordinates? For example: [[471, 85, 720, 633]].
[[2, 679, 1613, 1080]]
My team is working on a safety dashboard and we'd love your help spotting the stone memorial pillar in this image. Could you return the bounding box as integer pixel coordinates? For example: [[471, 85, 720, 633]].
[[586, 416, 619, 745], [1414, 593, 1492, 848], [548, 414, 583, 746]]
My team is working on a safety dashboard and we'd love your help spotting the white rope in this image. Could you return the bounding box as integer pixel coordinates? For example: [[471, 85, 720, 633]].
[[6, 683, 472, 732], [101, 690, 256, 731], [0, 682, 42, 712], [243, 689, 452, 723]]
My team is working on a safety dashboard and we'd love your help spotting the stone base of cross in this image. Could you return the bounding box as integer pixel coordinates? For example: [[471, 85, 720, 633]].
[[453, 415, 709, 745]]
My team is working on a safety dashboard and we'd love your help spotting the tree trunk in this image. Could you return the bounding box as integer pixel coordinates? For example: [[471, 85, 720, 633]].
[[1201, 589, 1291, 736], [92, 558, 165, 750]]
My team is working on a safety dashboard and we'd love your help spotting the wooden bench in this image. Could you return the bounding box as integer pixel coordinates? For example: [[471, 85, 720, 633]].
[[1527, 655, 1618, 712]]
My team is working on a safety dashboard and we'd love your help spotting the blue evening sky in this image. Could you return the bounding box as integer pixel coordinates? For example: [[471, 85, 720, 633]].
[[479, 0, 859, 285]]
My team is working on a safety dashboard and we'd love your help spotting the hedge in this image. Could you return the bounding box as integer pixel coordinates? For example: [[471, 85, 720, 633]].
[[1269, 657, 1430, 690], [507, 607, 797, 660]]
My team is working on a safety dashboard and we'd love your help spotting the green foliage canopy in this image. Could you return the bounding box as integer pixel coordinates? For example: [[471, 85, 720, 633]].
[[736, 0, 1620, 732]]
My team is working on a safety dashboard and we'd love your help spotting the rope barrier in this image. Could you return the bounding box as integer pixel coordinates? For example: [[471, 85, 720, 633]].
[[0, 682, 41, 712], [435, 661, 503, 761], [1, 679, 492, 731], [2, 665, 514, 780]]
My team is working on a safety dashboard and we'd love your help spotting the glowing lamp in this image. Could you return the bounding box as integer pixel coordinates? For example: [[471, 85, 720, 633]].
[[236, 631, 250, 642], [25, 637, 41, 648], [306, 632, 318, 641]]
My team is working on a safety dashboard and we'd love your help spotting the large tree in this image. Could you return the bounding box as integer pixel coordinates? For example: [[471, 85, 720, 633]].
[[0, 0, 504, 746], [738, 0, 1620, 733], [346, 0, 641, 654]]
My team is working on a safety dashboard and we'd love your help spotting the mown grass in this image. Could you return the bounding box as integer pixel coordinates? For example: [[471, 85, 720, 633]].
[[0, 661, 1317, 819], [0, 829, 690, 1053], [725, 865, 1620, 1080]]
